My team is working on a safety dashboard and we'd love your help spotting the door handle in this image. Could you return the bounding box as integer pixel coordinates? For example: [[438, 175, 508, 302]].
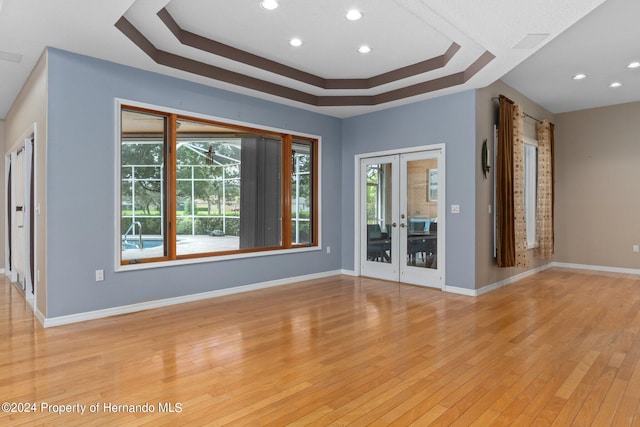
[[392, 222, 397, 228], [400, 223, 406, 228]]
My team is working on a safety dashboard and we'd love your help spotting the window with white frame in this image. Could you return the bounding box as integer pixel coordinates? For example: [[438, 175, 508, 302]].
[[524, 138, 538, 249]]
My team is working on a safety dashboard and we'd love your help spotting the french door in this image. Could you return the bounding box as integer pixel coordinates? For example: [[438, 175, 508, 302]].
[[360, 149, 443, 288]]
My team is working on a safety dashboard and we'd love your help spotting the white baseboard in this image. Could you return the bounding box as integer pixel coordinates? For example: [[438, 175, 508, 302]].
[[445, 263, 554, 297], [340, 269, 357, 276], [443, 285, 477, 296], [42, 269, 343, 328], [552, 262, 640, 275], [38, 262, 640, 328], [35, 308, 46, 325], [448, 261, 640, 298], [476, 263, 554, 296]]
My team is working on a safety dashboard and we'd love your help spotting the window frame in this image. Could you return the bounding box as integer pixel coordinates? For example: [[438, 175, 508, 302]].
[[115, 99, 321, 271], [428, 168, 438, 202]]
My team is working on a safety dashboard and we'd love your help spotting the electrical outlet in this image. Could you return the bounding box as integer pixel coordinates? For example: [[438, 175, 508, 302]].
[[95, 269, 104, 282], [451, 204, 460, 214], [633, 245, 639, 253]]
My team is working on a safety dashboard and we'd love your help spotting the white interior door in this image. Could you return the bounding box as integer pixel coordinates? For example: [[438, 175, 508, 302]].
[[12, 149, 26, 290], [360, 149, 444, 288]]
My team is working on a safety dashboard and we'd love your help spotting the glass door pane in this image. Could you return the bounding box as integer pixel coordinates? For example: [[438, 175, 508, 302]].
[[405, 158, 438, 270], [360, 155, 399, 283], [366, 162, 393, 264], [400, 150, 443, 288]]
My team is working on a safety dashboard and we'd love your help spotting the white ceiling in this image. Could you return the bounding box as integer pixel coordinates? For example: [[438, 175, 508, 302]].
[[1, 0, 634, 120], [502, 0, 640, 114]]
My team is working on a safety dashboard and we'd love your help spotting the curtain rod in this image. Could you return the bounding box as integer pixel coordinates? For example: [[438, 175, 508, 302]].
[[523, 112, 543, 123], [491, 96, 548, 125]]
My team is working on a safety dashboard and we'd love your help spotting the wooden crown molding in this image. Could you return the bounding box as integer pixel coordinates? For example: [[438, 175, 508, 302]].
[[157, 7, 461, 91], [115, 15, 495, 107]]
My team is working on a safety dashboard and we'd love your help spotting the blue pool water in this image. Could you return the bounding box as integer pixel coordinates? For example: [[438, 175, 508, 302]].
[[122, 238, 164, 250]]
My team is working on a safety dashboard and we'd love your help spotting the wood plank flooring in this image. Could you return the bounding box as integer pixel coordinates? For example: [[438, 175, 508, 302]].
[[2, 268, 640, 425]]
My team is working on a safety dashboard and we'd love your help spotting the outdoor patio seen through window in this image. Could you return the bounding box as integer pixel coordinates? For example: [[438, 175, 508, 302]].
[[120, 106, 318, 265]]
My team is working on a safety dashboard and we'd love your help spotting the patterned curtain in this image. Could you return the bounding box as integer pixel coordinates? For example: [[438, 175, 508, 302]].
[[535, 120, 554, 258], [512, 105, 529, 268]]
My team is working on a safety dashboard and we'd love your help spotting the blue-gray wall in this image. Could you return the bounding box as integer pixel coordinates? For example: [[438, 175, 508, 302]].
[[341, 91, 477, 289], [44, 47, 479, 318], [46, 48, 343, 317]]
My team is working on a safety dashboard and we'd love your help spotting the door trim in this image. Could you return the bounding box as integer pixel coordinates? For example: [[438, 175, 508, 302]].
[[5, 123, 37, 312], [354, 143, 445, 287]]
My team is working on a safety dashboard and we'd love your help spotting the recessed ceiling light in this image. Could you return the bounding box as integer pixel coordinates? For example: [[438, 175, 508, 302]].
[[260, 0, 278, 10], [609, 82, 622, 88], [346, 9, 363, 21], [572, 74, 587, 80], [289, 38, 302, 47], [627, 61, 640, 69], [358, 45, 371, 54]]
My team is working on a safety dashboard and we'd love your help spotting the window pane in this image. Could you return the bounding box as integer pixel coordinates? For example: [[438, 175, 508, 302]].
[[292, 141, 312, 245], [238, 135, 282, 250], [121, 109, 167, 261], [524, 144, 538, 248], [175, 119, 281, 256], [176, 180, 194, 235]]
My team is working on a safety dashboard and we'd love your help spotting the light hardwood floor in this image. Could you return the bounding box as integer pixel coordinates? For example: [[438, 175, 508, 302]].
[[2, 268, 640, 426]]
